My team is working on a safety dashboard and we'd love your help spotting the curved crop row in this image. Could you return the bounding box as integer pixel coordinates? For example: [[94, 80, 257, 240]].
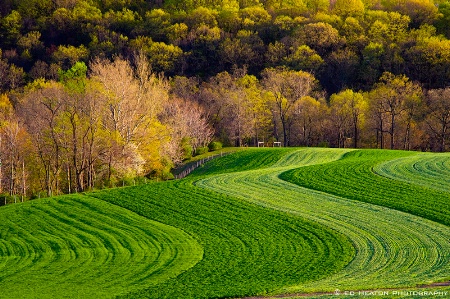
[[196, 148, 450, 294], [0, 195, 203, 299], [280, 149, 450, 226], [374, 153, 450, 193], [3, 148, 450, 298], [88, 153, 355, 298]]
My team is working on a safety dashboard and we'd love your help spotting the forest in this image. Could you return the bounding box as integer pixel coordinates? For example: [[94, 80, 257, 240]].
[[1, 0, 450, 199]]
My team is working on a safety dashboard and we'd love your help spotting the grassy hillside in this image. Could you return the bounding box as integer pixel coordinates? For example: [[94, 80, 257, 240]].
[[279, 150, 450, 226], [1, 148, 450, 298], [91, 149, 355, 298], [0, 195, 203, 298], [197, 148, 450, 294]]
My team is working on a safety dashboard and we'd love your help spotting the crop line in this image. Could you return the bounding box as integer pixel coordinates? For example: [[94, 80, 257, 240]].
[[0, 196, 203, 299], [196, 148, 450, 294]]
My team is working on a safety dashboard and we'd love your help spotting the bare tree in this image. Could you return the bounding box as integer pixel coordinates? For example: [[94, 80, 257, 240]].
[[90, 55, 169, 182], [426, 88, 450, 152], [19, 82, 65, 196], [199, 71, 253, 147], [162, 98, 213, 163]]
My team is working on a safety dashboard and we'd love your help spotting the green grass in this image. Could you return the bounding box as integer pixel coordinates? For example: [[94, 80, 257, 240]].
[[171, 147, 239, 176], [285, 285, 450, 299], [1, 148, 450, 298], [0, 195, 203, 299], [90, 153, 355, 298], [196, 148, 450, 293], [373, 152, 450, 193], [279, 149, 450, 226]]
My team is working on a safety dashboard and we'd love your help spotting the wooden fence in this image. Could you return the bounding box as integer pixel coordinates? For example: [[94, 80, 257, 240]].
[[174, 152, 230, 179]]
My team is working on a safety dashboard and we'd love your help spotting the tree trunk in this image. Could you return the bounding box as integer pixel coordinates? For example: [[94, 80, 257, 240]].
[[67, 164, 71, 193], [404, 118, 411, 151], [390, 112, 395, 150], [108, 151, 113, 185], [380, 116, 384, 150], [254, 114, 259, 147], [441, 123, 447, 152], [303, 119, 308, 147], [21, 160, 25, 202], [9, 157, 14, 196], [281, 115, 288, 147], [46, 165, 51, 197]]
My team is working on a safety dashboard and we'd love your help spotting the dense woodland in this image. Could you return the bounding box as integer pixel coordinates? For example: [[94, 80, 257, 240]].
[[1, 0, 450, 199]]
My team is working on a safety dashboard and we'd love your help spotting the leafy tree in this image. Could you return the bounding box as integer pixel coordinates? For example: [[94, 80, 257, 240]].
[[0, 10, 22, 47], [265, 0, 308, 16], [239, 5, 271, 30], [19, 80, 66, 196], [200, 71, 253, 146], [304, 0, 329, 13], [166, 23, 189, 43], [265, 41, 288, 67], [52, 45, 89, 69], [185, 6, 219, 29], [383, 0, 439, 28], [405, 36, 450, 89], [139, 9, 171, 41], [90, 54, 170, 182], [283, 45, 324, 74], [59, 61, 87, 92], [237, 74, 272, 145], [295, 22, 342, 56], [217, 8, 242, 33], [340, 16, 366, 48], [17, 31, 44, 57], [16, 0, 52, 26], [368, 72, 422, 149], [87, 24, 129, 59], [332, 0, 365, 17], [290, 96, 328, 146], [104, 8, 142, 35], [359, 42, 384, 89], [262, 67, 316, 146], [435, 1, 450, 38], [273, 15, 296, 33], [219, 30, 264, 71], [330, 89, 367, 148], [48, 1, 102, 45], [72, 0, 103, 22], [0, 57, 25, 92], [367, 12, 410, 44], [182, 25, 223, 76], [131, 36, 184, 74]]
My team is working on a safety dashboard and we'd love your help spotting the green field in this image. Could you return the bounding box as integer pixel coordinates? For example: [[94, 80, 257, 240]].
[[1, 148, 450, 298]]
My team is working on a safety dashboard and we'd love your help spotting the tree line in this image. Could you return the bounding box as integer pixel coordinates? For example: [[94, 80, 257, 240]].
[[1, 0, 450, 200], [0, 55, 213, 201]]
